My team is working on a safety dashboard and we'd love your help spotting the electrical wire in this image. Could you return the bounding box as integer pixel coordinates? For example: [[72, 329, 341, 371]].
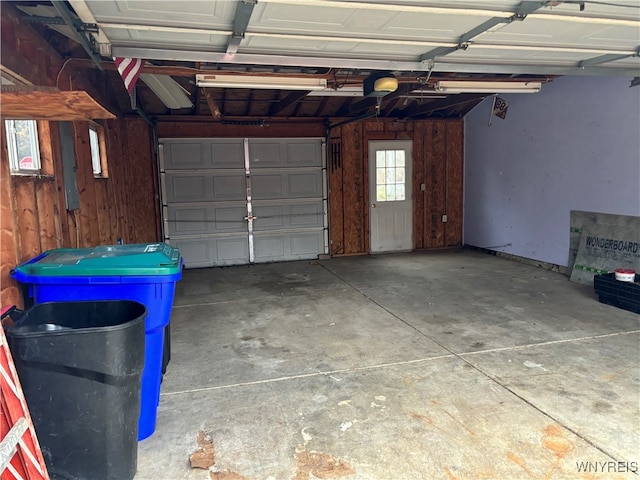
[[55, 58, 75, 88]]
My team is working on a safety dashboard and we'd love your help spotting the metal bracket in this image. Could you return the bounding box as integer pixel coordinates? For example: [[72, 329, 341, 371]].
[[22, 15, 99, 33], [511, 12, 529, 21], [51, 2, 103, 71]]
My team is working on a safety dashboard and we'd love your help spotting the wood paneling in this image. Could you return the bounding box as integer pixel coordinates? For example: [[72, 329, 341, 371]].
[[0, 117, 160, 308], [328, 118, 464, 256], [35, 180, 57, 252], [446, 122, 464, 247], [425, 123, 447, 248], [74, 122, 100, 247], [413, 122, 426, 250], [0, 6, 161, 308], [125, 119, 161, 243], [13, 179, 41, 260], [0, 123, 20, 307], [0, 89, 115, 121], [342, 123, 366, 254], [157, 120, 325, 138]]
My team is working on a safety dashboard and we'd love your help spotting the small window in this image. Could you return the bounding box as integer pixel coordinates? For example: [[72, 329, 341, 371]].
[[4, 119, 41, 174], [375, 149, 406, 202], [89, 122, 108, 177]]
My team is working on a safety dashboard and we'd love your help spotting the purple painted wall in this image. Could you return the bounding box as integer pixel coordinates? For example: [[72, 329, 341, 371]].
[[463, 75, 640, 267]]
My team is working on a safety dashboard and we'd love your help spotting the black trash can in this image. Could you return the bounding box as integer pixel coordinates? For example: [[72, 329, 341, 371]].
[[6, 300, 146, 480]]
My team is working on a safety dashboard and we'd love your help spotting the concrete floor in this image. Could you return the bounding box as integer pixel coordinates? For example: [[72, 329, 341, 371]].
[[137, 249, 639, 480]]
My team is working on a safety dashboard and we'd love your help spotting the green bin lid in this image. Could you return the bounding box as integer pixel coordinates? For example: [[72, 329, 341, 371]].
[[16, 243, 182, 277]]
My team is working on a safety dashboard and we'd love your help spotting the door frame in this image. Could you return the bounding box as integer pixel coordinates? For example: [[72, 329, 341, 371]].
[[368, 140, 413, 253]]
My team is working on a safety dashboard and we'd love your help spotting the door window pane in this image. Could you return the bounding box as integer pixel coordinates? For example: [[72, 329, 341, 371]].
[[386, 184, 396, 201], [375, 149, 407, 202]]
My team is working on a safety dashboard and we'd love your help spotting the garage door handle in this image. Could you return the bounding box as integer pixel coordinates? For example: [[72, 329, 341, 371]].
[[244, 215, 258, 221]]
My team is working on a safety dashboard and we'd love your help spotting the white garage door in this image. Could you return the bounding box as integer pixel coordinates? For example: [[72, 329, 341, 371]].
[[160, 138, 327, 268]]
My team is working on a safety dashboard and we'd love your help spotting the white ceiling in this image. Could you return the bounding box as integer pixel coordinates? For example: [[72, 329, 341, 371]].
[[67, 0, 640, 78]]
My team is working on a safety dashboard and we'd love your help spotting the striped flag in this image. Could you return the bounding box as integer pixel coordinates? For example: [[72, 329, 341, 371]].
[[113, 57, 143, 94]]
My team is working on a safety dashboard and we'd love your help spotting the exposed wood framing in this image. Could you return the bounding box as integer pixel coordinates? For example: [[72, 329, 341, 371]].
[[0, 116, 160, 307], [329, 118, 463, 256], [157, 121, 326, 138], [0, 89, 115, 121]]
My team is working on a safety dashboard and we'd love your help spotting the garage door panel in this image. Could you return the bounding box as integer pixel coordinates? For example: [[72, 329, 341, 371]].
[[162, 137, 325, 267], [212, 174, 247, 201], [253, 200, 323, 231], [289, 172, 322, 197], [214, 206, 248, 232], [211, 141, 245, 169], [172, 207, 208, 235], [254, 235, 285, 260], [250, 139, 321, 168], [249, 142, 282, 167], [166, 174, 212, 202], [216, 237, 250, 264], [287, 141, 322, 167], [170, 238, 213, 268], [251, 174, 283, 198], [290, 202, 324, 227], [253, 205, 284, 229], [167, 204, 247, 236], [252, 170, 322, 199], [253, 230, 323, 263], [171, 235, 250, 268], [291, 232, 323, 256], [166, 142, 207, 169], [165, 171, 246, 203]]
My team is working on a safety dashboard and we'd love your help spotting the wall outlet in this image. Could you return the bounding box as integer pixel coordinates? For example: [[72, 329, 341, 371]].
[[442, 214, 448, 223]]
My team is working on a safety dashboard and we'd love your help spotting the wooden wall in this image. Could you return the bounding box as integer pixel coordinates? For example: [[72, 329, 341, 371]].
[[159, 117, 464, 258], [1, 4, 160, 308], [0, 118, 161, 308], [329, 119, 464, 256]]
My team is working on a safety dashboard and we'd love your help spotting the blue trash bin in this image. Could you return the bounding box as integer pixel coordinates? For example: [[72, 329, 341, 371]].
[[11, 243, 182, 440]]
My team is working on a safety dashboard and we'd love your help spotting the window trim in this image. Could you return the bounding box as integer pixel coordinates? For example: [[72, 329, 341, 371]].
[[4, 119, 42, 175], [88, 121, 108, 178]]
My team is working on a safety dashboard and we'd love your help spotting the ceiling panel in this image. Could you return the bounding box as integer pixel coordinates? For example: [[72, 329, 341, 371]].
[[103, 28, 229, 48], [16, 0, 635, 120], [487, 19, 640, 50], [87, 0, 234, 27], [69, 0, 639, 77]]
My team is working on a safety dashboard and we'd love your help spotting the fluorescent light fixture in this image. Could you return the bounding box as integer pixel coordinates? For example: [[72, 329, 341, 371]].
[[140, 73, 193, 109], [307, 86, 363, 97], [196, 74, 327, 90], [435, 81, 542, 94]]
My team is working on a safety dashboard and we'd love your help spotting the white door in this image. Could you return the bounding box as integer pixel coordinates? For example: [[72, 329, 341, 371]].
[[369, 140, 412, 253]]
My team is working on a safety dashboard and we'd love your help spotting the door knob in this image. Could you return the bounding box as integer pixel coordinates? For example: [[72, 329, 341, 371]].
[[372, 203, 376, 208]]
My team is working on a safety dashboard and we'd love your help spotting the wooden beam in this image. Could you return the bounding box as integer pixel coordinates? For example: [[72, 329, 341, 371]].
[[403, 94, 487, 118], [202, 88, 222, 119], [0, 89, 115, 120], [268, 90, 309, 116]]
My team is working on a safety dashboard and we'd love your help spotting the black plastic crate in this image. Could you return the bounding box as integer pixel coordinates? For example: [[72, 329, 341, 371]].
[[593, 273, 640, 314]]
